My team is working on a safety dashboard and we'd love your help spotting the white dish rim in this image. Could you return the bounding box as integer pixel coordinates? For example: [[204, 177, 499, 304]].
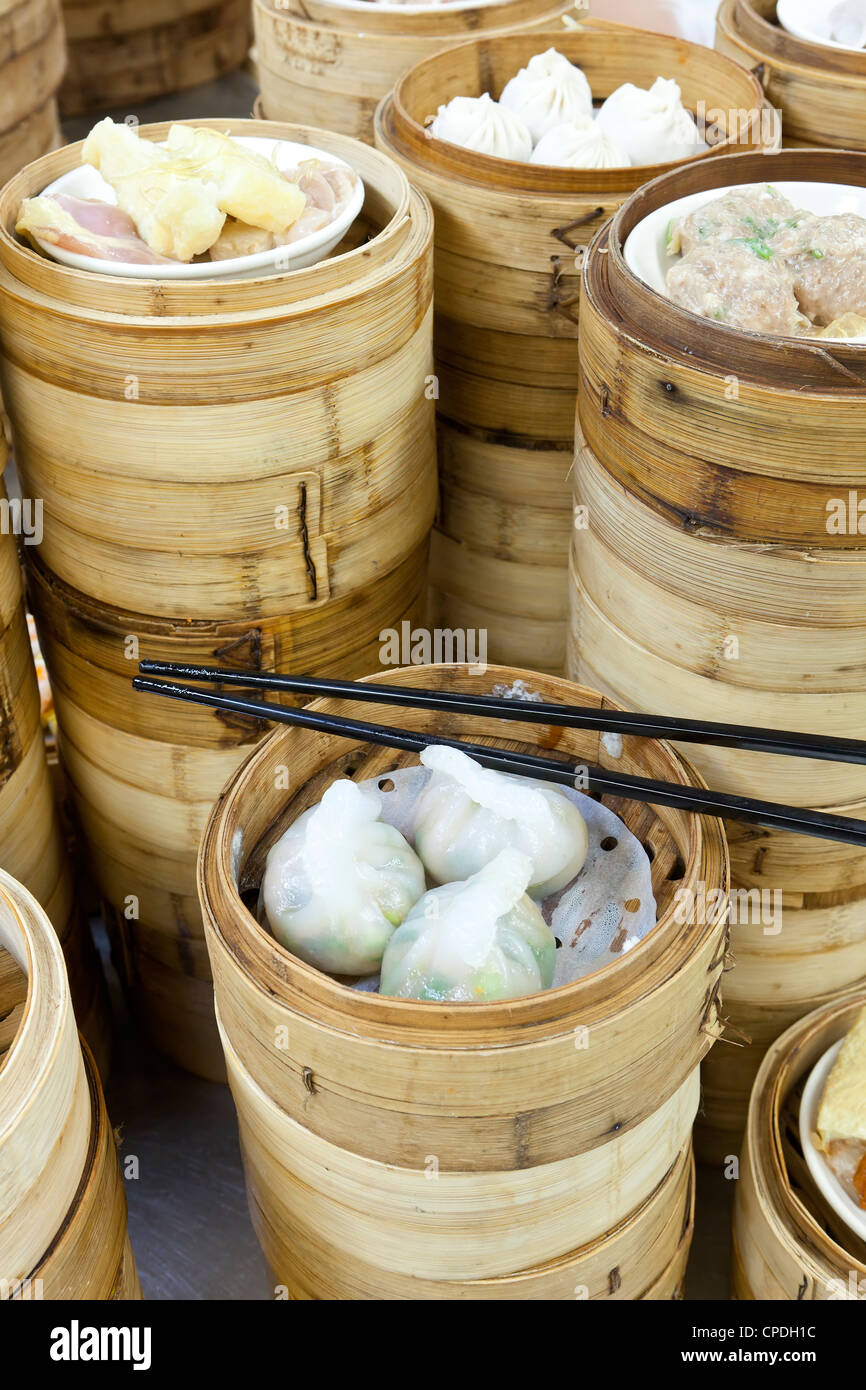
[[777, 0, 866, 54], [799, 1037, 866, 1247]]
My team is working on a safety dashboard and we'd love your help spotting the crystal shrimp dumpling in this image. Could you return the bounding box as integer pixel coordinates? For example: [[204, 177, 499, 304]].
[[261, 778, 426, 976], [413, 745, 589, 897], [380, 848, 557, 1003]]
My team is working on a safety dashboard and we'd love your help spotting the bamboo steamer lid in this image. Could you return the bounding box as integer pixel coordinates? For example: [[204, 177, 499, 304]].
[[716, 0, 866, 151], [198, 663, 728, 1292], [0, 0, 64, 187], [59, 0, 252, 117], [0, 119, 437, 620], [255, 0, 580, 143], [733, 990, 866, 1300], [374, 28, 772, 671]]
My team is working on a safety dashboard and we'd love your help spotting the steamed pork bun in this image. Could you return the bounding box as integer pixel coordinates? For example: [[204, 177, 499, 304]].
[[499, 48, 593, 143], [595, 77, 708, 166], [380, 848, 557, 1003], [413, 745, 588, 897], [262, 779, 426, 976], [531, 123, 631, 169], [428, 93, 532, 162]]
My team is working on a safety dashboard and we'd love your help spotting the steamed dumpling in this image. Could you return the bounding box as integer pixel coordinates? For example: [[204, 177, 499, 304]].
[[380, 849, 556, 1003], [413, 745, 588, 897], [428, 93, 532, 162], [531, 122, 631, 169], [595, 77, 708, 166], [262, 779, 426, 976], [499, 48, 593, 143]]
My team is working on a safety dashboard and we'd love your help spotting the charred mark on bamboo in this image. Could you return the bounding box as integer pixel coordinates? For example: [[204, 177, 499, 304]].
[[213, 628, 263, 670], [303, 1066, 316, 1094], [608, 1266, 622, 1294], [660, 381, 677, 396], [547, 255, 581, 325], [298, 482, 318, 602]]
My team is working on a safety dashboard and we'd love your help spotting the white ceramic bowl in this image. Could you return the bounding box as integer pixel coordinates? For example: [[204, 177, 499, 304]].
[[623, 179, 866, 342], [799, 1038, 866, 1246], [777, 0, 866, 52], [33, 136, 365, 280]]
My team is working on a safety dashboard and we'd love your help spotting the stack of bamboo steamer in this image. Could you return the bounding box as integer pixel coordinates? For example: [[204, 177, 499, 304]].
[[0, 0, 65, 186], [59, 0, 252, 116], [254, 0, 578, 144], [375, 28, 771, 673], [0, 430, 109, 1075], [734, 990, 866, 1300], [569, 148, 866, 1164], [199, 663, 730, 1298], [0, 869, 140, 1299], [0, 118, 437, 1079], [716, 0, 866, 150]]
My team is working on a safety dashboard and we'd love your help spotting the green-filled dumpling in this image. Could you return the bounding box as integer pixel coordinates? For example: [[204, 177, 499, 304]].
[[262, 779, 426, 976], [380, 848, 556, 1003]]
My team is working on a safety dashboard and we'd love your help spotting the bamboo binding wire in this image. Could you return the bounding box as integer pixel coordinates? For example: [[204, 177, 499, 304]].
[[0, 0, 64, 187], [569, 147, 866, 1165], [59, 0, 252, 117], [0, 434, 109, 1075], [0, 869, 140, 1299], [254, 0, 579, 144], [0, 121, 436, 1076], [733, 990, 866, 1300], [716, 0, 866, 151], [199, 662, 729, 1297], [374, 29, 772, 673]]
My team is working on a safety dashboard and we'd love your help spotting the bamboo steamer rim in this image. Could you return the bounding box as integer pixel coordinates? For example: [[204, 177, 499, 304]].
[[381, 25, 766, 195], [720, 0, 866, 81], [0, 867, 71, 1138], [0, 117, 420, 318], [198, 663, 729, 1041], [748, 988, 866, 1284], [588, 147, 866, 392], [258, 0, 576, 34]]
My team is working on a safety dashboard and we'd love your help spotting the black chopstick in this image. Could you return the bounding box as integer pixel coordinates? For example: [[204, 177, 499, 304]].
[[132, 674, 866, 848], [137, 661, 866, 767]]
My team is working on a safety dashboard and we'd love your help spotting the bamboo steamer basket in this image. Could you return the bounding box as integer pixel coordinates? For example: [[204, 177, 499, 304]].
[[254, 0, 579, 144], [0, 119, 437, 619], [0, 0, 64, 188], [570, 146, 866, 1163], [28, 539, 429, 1081], [374, 30, 771, 672], [716, 0, 866, 151], [59, 0, 251, 117], [733, 991, 866, 1300], [0, 449, 109, 1074], [0, 870, 140, 1299], [199, 662, 730, 1296]]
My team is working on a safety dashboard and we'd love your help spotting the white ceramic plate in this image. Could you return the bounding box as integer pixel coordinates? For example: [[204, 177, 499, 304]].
[[33, 136, 365, 280], [799, 1038, 866, 1246], [777, 0, 866, 52], [624, 179, 866, 341]]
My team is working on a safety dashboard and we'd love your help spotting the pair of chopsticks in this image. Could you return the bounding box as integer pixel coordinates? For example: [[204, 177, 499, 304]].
[[132, 662, 866, 848]]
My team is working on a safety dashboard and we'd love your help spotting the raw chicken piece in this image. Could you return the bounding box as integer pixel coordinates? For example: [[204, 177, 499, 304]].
[[666, 239, 810, 336], [16, 193, 177, 264], [668, 185, 810, 257], [772, 213, 866, 326]]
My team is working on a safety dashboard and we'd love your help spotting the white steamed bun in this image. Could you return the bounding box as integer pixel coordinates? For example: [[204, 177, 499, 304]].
[[499, 47, 593, 143], [428, 92, 532, 161], [595, 76, 708, 166]]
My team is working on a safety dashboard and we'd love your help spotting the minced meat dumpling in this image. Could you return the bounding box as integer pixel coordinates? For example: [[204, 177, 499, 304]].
[[667, 185, 810, 257], [772, 212, 866, 327], [666, 240, 810, 336]]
